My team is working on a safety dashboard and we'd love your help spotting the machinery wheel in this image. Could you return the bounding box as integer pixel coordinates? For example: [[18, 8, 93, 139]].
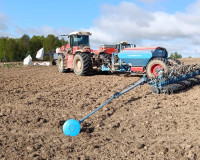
[[146, 58, 169, 78], [52, 59, 57, 65], [57, 54, 67, 73], [73, 53, 92, 76], [168, 58, 181, 66]]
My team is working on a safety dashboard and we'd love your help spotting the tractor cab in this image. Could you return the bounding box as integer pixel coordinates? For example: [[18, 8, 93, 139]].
[[57, 31, 93, 75], [68, 31, 91, 54], [115, 41, 133, 53]]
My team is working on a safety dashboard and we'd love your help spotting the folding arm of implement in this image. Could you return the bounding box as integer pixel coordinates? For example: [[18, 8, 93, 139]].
[[63, 77, 147, 136]]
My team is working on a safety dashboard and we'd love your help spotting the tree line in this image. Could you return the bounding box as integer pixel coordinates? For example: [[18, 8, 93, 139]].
[[0, 35, 184, 62], [0, 34, 68, 62], [169, 52, 182, 59]]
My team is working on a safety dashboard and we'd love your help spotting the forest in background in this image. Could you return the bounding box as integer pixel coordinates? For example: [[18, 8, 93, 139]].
[[0, 34, 184, 62], [0, 34, 68, 62]]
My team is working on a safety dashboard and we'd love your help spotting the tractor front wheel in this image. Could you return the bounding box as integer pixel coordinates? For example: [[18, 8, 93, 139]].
[[73, 53, 92, 76], [57, 54, 67, 73], [146, 58, 169, 78]]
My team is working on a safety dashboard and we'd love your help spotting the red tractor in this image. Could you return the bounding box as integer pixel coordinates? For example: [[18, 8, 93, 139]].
[[57, 31, 116, 75], [57, 31, 93, 75]]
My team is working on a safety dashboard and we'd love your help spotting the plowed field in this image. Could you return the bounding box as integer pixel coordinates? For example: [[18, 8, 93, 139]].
[[0, 58, 200, 160]]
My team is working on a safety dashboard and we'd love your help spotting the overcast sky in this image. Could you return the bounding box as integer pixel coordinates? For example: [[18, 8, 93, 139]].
[[0, 0, 200, 57]]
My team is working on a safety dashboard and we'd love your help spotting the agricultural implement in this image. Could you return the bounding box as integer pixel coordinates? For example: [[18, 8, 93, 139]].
[[63, 63, 200, 136]]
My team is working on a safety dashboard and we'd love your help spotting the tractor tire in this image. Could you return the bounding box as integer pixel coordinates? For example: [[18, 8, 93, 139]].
[[73, 53, 92, 76], [52, 59, 57, 65], [146, 58, 169, 78], [57, 54, 67, 73]]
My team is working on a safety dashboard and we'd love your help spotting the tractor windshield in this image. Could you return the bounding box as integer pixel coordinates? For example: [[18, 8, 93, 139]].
[[122, 44, 131, 49], [73, 35, 89, 47]]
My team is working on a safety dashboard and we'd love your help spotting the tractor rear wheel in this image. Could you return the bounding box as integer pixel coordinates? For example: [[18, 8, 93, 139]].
[[146, 58, 169, 78], [73, 53, 92, 76], [57, 54, 67, 73]]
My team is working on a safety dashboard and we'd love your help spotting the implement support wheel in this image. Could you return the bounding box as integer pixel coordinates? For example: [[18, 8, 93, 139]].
[[146, 58, 169, 78]]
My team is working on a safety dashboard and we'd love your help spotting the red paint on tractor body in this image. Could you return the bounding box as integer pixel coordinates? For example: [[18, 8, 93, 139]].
[[99, 46, 115, 54], [131, 67, 144, 72], [60, 44, 70, 51], [72, 46, 91, 54], [94, 45, 116, 55], [67, 54, 74, 68], [59, 43, 92, 69]]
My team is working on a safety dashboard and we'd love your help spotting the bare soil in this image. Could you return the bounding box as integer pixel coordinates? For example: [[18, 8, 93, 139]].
[[0, 58, 200, 160]]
